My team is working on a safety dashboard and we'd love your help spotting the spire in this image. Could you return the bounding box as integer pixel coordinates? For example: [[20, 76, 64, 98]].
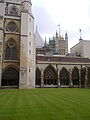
[[35, 28, 44, 48], [65, 32, 68, 54], [53, 35, 55, 40], [57, 24, 60, 37], [56, 30, 58, 38], [79, 29, 83, 42], [44, 37, 47, 47], [65, 32, 68, 40]]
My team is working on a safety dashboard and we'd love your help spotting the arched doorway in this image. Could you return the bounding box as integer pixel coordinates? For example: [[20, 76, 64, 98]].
[[43, 65, 57, 86], [72, 67, 79, 85], [2, 67, 19, 87], [60, 67, 69, 85], [36, 68, 41, 86]]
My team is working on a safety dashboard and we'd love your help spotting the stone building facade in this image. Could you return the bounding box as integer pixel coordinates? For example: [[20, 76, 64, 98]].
[[71, 40, 90, 59], [0, 0, 35, 89], [35, 29, 68, 56], [0, 0, 90, 89], [36, 56, 90, 88]]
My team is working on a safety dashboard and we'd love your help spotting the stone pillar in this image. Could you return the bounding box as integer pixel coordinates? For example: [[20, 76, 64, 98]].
[[41, 68, 44, 88], [69, 69, 73, 87], [20, 8, 35, 89], [0, 48, 2, 87], [85, 66, 88, 88], [19, 68, 27, 89], [0, 29, 4, 88], [0, 64, 2, 87], [79, 68, 81, 88], [57, 67, 60, 88], [0, 56, 2, 87]]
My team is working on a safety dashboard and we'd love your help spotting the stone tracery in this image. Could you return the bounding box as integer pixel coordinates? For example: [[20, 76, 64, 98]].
[[10, 5, 18, 16], [6, 21, 19, 32], [5, 38, 17, 60]]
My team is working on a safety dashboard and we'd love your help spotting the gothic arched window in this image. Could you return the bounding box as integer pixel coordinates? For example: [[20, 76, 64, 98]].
[[6, 21, 18, 32], [2, 67, 19, 86], [5, 47, 11, 58], [36, 68, 41, 85], [5, 39, 17, 60], [10, 5, 18, 16], [60, 67, 69, 85], [43, 65, 57, 85], [12, 47, 17, 59], [72, 67, 79, 85]]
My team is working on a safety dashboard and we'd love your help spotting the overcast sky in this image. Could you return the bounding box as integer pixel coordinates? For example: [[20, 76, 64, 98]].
[[32, 0, 90, 50]]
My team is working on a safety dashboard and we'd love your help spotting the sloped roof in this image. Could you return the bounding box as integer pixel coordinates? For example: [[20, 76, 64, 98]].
[[35, 30, 44, 48], [36, 56, 90, 63]]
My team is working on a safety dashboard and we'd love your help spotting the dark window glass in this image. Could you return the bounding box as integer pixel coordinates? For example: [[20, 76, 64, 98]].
[[60, 67, 69, 85], [2, 67, 19, 86], [7, 22, 18, 32], [5, 40, 17, 60], [12, 47, 17, 59], [36, 68, 41, 85], [72, 67, 79, 85], [5, 47, 11, 59], [44, 65, 57, 85], [10, 6, 18, 16]]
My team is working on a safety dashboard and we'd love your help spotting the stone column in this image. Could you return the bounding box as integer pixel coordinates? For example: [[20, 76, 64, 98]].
[[0, 67, 2, 87], [79, 68, 81, 88], [0, 53, 2, 87], [19, 68, 27, 89], [41, 68, 44, 88], [0, 29, 3, 88], [85, 66, 88, 88], [69, 69, 73, 87], [57, 67, 60, 88]]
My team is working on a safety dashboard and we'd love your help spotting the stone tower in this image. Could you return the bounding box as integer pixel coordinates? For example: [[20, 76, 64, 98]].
[[0, 0, 35, 88], [54, 30, 68, 55], [20, 0, 35, 89]]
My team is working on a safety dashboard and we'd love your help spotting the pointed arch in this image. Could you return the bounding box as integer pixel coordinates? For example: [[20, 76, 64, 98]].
[[60, 67, 69, 85], [2, 66, 19, 86], [72, 67, 79, 85], [6, 38, 16, 44], [36, 67, 41, 85], [43, 64, 57, 85], [5, 38, 17, 60], [2, 65, 19, 73]]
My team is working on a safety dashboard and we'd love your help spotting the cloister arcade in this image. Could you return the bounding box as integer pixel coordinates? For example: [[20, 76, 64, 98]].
[[36, 64, 90, 88]]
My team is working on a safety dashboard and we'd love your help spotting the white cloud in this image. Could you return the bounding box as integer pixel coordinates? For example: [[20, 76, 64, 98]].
[[43, 0, 90, 29], [32, 0, 90, 50]]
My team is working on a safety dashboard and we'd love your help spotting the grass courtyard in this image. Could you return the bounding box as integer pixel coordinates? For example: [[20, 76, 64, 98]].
[[0, 88, 90, 120]]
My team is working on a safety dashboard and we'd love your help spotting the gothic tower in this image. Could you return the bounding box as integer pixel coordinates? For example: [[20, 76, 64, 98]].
[[0, 0, 35, 88], [20, 0, 35, 89]]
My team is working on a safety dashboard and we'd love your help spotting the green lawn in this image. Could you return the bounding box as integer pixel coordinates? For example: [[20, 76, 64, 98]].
[[0, 88, 90, 120]]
